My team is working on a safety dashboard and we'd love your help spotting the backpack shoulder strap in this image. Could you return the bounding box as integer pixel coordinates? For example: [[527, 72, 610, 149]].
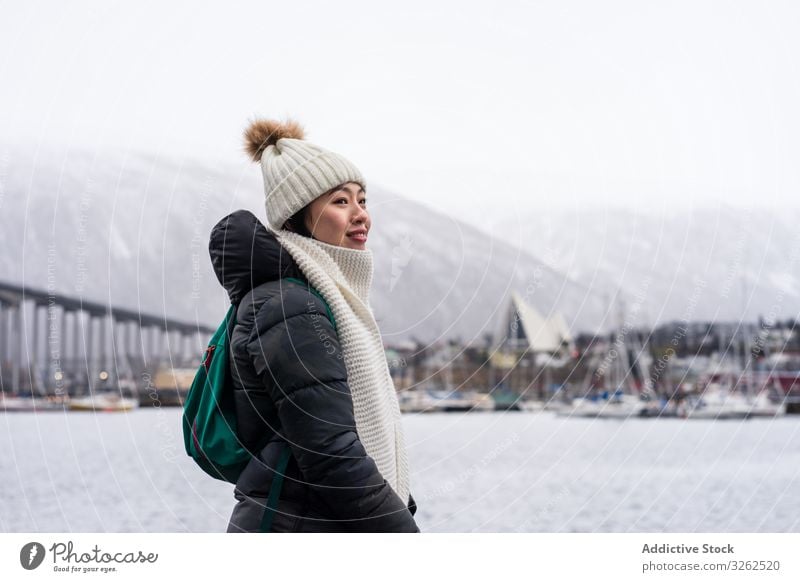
[[282, 276, 337, 332], [258, 443, 292, 533]]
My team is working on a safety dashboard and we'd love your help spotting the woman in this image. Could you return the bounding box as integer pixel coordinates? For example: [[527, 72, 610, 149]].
[[209, 118, 419, 532]]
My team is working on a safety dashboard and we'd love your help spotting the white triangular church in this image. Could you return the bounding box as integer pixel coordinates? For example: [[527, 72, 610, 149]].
[[502, 290, 573, 354]]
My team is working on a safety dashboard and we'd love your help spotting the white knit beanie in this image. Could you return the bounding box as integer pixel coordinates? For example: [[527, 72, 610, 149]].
[[243, 118, 366, 232]]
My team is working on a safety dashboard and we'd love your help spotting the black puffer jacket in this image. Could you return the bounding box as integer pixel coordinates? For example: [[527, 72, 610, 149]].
[[209, 210, 419, 533]]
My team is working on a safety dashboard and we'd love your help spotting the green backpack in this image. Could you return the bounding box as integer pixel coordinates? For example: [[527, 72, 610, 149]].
[[182, 277, 336, 531]]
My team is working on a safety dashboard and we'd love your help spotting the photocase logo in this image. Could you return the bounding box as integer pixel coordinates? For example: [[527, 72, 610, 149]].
[[19, 542, 46, 570]]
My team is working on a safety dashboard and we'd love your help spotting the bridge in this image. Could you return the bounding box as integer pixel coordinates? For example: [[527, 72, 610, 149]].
[[0, 279, 216, 399]]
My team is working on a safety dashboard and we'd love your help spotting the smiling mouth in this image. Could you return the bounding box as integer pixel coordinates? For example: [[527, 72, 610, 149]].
[[347, 231, 368, 241]]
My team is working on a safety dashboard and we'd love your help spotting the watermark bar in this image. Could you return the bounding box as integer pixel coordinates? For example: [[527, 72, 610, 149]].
[[1, 533, 797, 580]]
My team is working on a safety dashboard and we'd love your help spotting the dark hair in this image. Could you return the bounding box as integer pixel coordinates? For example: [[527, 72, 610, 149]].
[[283, 205, 312, 237], [281, 182, 364, 237]]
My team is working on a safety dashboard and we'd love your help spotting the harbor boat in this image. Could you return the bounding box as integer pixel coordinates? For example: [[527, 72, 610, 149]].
[[559, 317, 659, 419], [407, 340, 496, 412], [491, 389, 524, 411], [397, 389, 433, 413], [557, 390, 654, 419], [0, 394, 68, 412], [518, 399, 545, 412], [398, 388, 493, 413], [425, 389, 494, 412], [471, 391, 497, 412], [69, 392, 139, 412], [491, 386, 550, 412], [149, 366, 197, 406], [678, 384, 750, 420], [745, 389, 786, 417], [559, 296, 658, 419], [542, 398, 573, 413]]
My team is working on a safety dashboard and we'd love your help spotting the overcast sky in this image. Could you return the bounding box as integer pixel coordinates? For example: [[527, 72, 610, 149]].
[[2, 0, 799, 231]]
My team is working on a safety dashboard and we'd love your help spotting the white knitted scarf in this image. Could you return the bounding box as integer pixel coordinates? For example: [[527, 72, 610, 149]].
[[272, 229, 411, 504]]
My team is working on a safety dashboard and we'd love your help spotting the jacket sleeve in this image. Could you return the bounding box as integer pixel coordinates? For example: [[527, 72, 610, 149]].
[[245, 286, 419, 532]]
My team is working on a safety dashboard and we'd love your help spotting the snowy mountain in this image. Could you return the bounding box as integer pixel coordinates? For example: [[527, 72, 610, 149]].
[[489, 203, 800, 330], [0, 144, 606, 345]]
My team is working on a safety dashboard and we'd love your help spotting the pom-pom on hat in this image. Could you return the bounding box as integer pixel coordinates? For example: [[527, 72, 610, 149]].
[[243, 118, 366, 232]]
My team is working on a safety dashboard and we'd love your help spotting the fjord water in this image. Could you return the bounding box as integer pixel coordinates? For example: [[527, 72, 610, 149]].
[[2, 409, 798, 532]]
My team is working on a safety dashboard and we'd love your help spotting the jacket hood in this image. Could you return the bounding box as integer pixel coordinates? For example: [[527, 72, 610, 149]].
[[208, 209, 303, 304]]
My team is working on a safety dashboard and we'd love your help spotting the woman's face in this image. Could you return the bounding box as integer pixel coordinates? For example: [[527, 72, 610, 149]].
[[304, 182, 370, 249]]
